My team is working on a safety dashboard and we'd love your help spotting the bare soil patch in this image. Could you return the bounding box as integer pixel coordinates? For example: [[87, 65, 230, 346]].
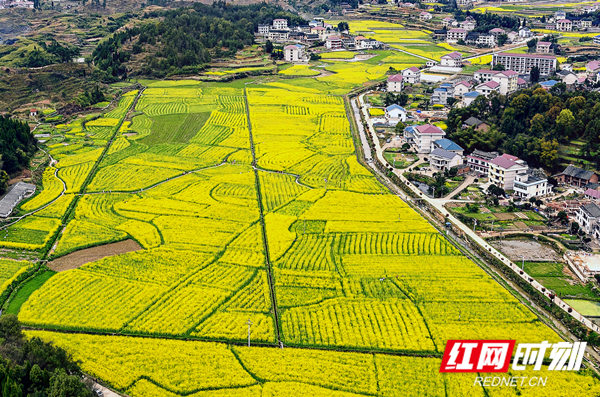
[[490, 239, 561, 262], [48, 239, 142, 271]]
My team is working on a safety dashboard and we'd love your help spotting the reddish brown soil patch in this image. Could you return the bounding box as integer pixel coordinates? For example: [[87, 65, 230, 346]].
[[48, 239, 142, 271]]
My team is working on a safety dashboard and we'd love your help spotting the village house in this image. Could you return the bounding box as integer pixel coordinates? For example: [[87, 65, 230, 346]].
[[284, 44, 306, 63], [273, 19, 289, 30], [431, 138, 464, 155], [258, 24, 270, 35], [517, 77, 528, 89], [577, 203, 600, 234], [442, 17, 456, 28], [440, 51, 463, 67], [585, 188, 600, 201], [387, 74, 404, 92], [404, 124, 446, 153], [489, 27, 506, 37], [580, 19, 593, 29], [536, 41, 552, 54], [518, 28, 533, 38], [462, 91, 481, 106], [430, 148, 463, 171], [554, 165, 599, 188], [325, 36, 343, 50], [513, 172, 551, 199], [431, 83, 454, 105], [594, 35, 600, 45], [460, 17, 476, 31], [492, 70, 518, 95], [310, 26, 329, 41], [402, 67, 421, 84], [466, 149, 499, 175], [492, 53, 557, 76], [385, 104, 407, 124], [453, 81, 473, 97], [419, 12, 433, 21], [465, 32, 496, 47], [556, 19, 573, 31], [446, 29, 467, 43], [462, 116, 489, 132], [267, 30, 289, 42], [0, 182, 36, 218], [586, 60, 600, 73], [476, 80, 500, 97], [488, 154, 529, 190]]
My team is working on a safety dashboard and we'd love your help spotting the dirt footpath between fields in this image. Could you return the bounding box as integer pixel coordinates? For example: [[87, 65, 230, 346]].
[[48, 239, 142, 272]]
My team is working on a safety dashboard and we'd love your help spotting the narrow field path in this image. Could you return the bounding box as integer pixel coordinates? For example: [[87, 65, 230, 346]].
[[243, 84, 283, 347]]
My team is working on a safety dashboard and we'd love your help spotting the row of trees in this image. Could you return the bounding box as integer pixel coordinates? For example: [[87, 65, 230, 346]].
[[19, 39, 80, 68], [93, 2, 304, 79], [447, 84, 600, 171]]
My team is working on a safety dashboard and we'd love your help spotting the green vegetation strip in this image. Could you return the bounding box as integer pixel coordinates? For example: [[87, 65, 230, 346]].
[[5, 270, 56, 315]]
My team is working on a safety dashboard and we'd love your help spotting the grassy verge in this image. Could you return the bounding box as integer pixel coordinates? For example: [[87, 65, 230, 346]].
[[5, 270, 56, 315]]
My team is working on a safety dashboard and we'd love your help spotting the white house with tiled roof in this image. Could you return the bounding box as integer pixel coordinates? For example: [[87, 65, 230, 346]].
[[440, 51, 463, 67], [404, 124, 446, 153], [402, 67, 421, 84], [387, 74, 404, 92]]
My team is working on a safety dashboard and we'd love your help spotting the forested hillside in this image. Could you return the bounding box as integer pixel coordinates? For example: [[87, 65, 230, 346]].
[[0, 116, 36, 175], [447, 84, 600, 171], [92, 2, 305, 79]]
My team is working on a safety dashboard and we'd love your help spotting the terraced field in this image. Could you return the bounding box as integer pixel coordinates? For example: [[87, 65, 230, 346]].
[[3, 64, 600, 395]]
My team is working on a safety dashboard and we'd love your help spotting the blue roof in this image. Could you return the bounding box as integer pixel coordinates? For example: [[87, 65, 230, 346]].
[[463, 91, 480, 98], [386, 104, 406, 112], [440, 83, 453, 88], [434, 138, 463, 152], [433, 88, 447, 92], [540, 80, 558, 87]]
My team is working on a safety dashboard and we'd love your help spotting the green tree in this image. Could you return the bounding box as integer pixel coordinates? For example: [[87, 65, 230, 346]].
[[539, 138, 559, 170], [0, 171, 8, 195], [530, 66, 540, 83], [556, 108, 576, 139]]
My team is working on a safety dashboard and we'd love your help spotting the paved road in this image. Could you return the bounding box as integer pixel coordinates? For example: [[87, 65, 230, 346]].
[[354, 92, 600, 336]]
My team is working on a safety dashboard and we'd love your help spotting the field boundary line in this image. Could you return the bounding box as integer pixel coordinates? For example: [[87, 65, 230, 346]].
[[244, 85, 283, 347]]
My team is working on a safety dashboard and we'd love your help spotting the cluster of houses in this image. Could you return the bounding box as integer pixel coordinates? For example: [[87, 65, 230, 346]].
[[257, 18, 383, 63], [398, 120, 552, 199], [0, 0, 34, 8], [545, 11, 594, 32]]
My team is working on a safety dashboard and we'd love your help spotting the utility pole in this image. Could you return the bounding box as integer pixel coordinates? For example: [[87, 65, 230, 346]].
[[522, 255, 525, 271], [246, 319, 252, 347]]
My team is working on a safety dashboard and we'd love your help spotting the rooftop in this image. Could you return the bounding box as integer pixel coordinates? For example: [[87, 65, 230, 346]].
[[463, 91, 481, 98], [434, 138, 463, 152], [468, 149, 499, 161], [431, 147, 459, 160], [0, 182, 36, 218], [414, 124, 445, 135], [558, 164, 596, 180], [582, 203, 600, 218], [388, 74, 403, 82], [496, 52, 557, 60], [442, 51, 463, 59], [386, 104, 406, 112], [463, 116, 484, 127], [585, 188, 600, 200], [490, 153, 526, 169]]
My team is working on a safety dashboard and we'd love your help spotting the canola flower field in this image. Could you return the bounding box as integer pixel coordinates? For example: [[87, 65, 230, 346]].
[[3, 52, 600, 395]]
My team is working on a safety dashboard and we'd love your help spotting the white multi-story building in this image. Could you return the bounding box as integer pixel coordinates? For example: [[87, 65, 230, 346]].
[[402, 67, 420, 84], [453, 80, 472, 97], [577, 203, 600, 235], [273, 19, 289, 30], [387, 74, 404, 92], [536, 41, 552, 53], [488, 154, 528, 190], [325, 36, 343, 50], [440, 51, 463, 67], [466, 150, 499, 175], [267, 30, 289, 42], [492, 70, 518, 95], [447, 28, 467, 43], [476, 34, 496, 47], [513, 173, 551, 199], [430, 148, 463, 171], [556, 19, 573, 31], [420, 12, 433, 21], [476, 81, 500, 96], [258, 25, 270, 35], [492, 53, 557, 76], [385, 104, 407, 124], [403, 124, 446, 154], [284, 44, 306, 63], [460, 18, 476, 31]]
